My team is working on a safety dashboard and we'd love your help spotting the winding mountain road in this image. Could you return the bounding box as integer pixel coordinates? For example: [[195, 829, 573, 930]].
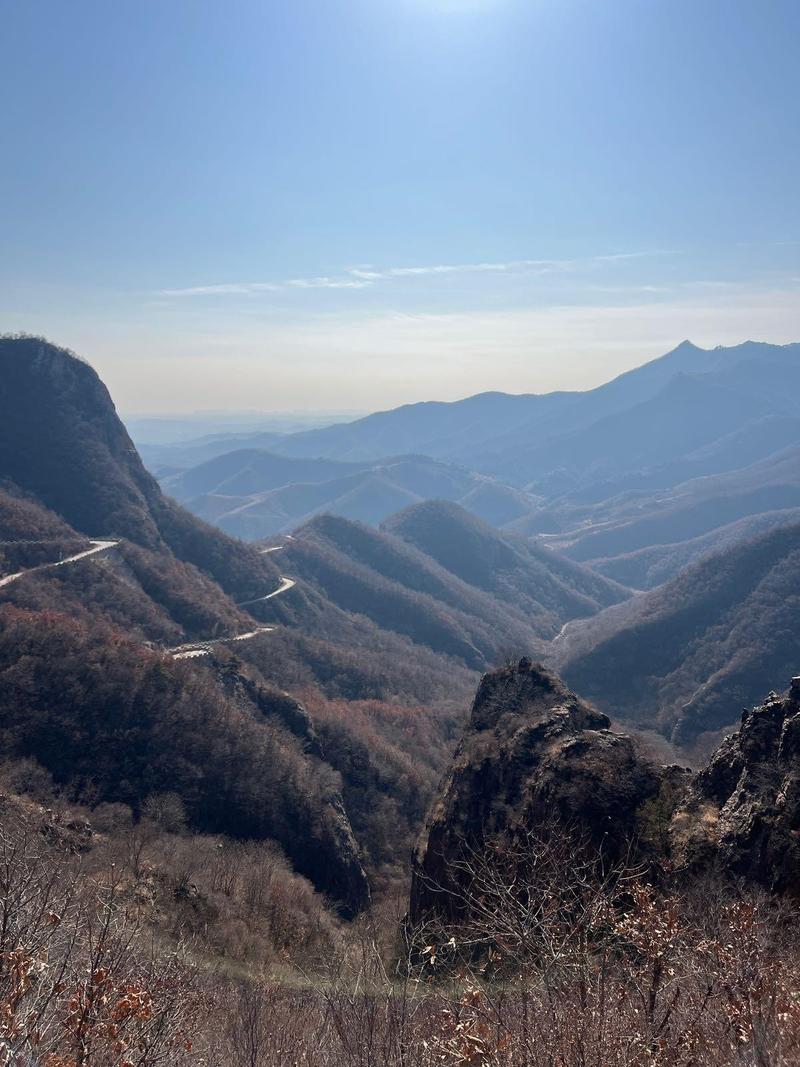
[[171, 572, 296, 661], [173, 539, 299, 659], [0, 533, 297, 664], [0, 540, 119, 590], [237, 575, 296, 608], [171, 625, 276, 660]]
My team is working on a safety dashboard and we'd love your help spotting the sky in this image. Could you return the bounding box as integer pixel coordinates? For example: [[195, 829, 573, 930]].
[[2, 0, 799, 415]]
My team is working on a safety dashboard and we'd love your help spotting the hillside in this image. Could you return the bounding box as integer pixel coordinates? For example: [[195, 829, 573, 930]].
[[161, 449, 541, 540], [269, 513, 547, 668], [0, 602, 369, 914], [384, 500, 630, 635], [546, 444, 800, 565], [0, 337, 491, 910], [590, 506, 800, 589], [555, 522, 800, 746], [0, 336, 284, 608], [162, 449, 371, 501]]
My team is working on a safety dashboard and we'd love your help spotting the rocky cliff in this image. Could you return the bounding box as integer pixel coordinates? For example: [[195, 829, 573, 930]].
[[410, 660, 683, 923], [411, 662, 800, 924], [670, 677, 800, 893]]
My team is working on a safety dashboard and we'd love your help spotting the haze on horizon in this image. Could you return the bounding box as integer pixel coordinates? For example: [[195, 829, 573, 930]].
[[2, 0, 799, 414]]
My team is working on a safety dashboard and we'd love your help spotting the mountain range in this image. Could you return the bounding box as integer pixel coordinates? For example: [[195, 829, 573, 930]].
[[125, 336, 800, 751], [3, 332, 800, 918], [0, 335, 634, 915], [160, 450, 542, 541]]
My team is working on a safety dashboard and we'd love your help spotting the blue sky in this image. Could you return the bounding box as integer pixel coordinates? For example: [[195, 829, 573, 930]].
[[2, 0, 799, 413]]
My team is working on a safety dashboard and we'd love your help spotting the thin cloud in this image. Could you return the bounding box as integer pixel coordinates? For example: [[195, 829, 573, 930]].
[[287, 277, 373, 290], [159, 249, 676, 298], [351, 250, 673, 281], [161, 282, 282, 297]]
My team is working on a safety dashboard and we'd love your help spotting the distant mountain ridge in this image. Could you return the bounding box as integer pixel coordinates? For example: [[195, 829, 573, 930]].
[[383, 500, 629, 632], [162, 450, 543, 540], [263, 341, 800, 484]]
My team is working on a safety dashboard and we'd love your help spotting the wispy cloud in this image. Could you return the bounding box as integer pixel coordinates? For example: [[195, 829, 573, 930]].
[[359, 250, 673, 280], [161, 282, 282, 297], [159, 249, 675, 298], [286, 277, 373, 290]]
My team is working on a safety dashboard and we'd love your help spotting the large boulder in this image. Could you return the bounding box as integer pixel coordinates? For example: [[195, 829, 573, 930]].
[[410, 659, 680, 923]]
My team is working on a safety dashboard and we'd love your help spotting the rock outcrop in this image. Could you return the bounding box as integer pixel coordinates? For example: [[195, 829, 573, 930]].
[[670, 678, 800, 893], [411, 663, 800, 924], [410, 659, 682, 923]]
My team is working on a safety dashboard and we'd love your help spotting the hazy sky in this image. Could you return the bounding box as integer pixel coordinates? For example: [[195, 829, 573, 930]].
[[2, 0, 799, 414]]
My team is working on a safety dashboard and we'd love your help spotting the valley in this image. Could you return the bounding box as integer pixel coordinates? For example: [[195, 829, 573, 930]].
[[4, 3, 799, 1059], [1, 334, 799, 1064]]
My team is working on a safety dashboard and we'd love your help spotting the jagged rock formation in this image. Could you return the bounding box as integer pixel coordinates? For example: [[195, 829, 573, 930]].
[[411, 664, 800, 924], [410, 660, 681, 923], [671, 678, 800, 893]]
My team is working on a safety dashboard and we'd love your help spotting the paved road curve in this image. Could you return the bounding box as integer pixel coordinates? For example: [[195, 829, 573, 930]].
[[0, 540, 119, 590], [237, 575, 296, 608], [0, 532, 297, 663]]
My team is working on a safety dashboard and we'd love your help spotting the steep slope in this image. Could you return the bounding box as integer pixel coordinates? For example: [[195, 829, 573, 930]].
[[273, 514, 546, 668], [0, 337, 478, 912], [0, 486, 90, 574], [0, 603, 369, 914], [384, 500, 630, 636], [0, 336, 282, 607], [556, 523, 800, 745]]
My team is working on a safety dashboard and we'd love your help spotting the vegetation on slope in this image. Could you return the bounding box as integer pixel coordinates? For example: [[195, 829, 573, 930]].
[[384, 499, 630, 636], [558, 522, 800, 744]]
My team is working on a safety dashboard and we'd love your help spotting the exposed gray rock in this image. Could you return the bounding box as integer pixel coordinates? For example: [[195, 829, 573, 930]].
[[411, 662, 800, 925], [410, 660, 677, 923], [671, 681, 800, 894]]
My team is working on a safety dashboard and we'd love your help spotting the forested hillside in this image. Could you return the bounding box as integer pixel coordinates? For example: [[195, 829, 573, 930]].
[[384, 499, 630, 632], [555, 521, 800, 747], [0, 339, 473, 911]]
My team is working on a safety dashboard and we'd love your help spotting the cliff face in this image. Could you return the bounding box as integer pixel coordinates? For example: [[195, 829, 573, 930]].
[[411, 664, 800, 924], [0, 336, 165, 547], [0, 337, 281, 603], [671, 678, 800, 893], [410, 660, 678, 923]]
